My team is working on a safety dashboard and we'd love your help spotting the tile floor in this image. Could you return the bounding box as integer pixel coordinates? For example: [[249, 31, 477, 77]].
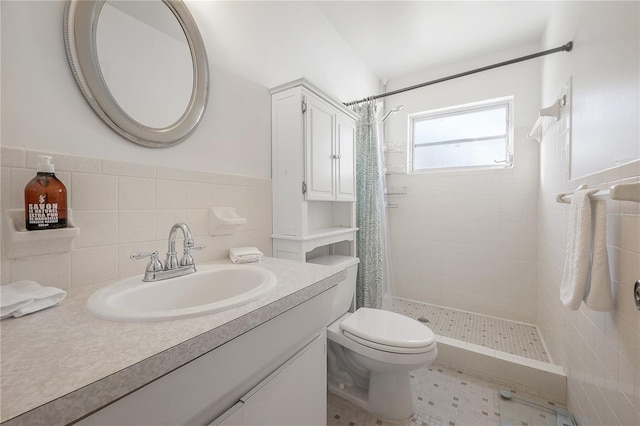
[[391, 298, 550, 363], [327, 361, 570, 426]]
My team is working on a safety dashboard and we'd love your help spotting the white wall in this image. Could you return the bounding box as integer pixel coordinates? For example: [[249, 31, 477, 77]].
[[0, 0, 378, 179], [0, 0, 378, 288], [537, 2, 640, 425], [383, 43, 541, 323]]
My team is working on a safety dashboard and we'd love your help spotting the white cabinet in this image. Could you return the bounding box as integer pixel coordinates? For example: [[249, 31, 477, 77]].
[[304, 92, 335, 201], [304, 92, 356, 202], [242, 334, 326, 425], [335, 113, 356, 201], [210, 402, 244, 426], [77, 288, 335, 426], [271, 79, 358, 262], [210, 335, 326, 426]]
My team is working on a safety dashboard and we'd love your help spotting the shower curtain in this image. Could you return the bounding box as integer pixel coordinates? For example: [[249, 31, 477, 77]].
[[353, 101, 393, 310]]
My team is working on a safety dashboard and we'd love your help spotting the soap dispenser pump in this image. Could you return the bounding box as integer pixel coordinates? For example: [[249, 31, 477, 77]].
[[24, 155, 68, 230]]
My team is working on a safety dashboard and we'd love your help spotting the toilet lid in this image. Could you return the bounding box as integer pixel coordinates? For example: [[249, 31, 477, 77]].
[[340, 308, 436, 351], [342, 330, 436, 354]]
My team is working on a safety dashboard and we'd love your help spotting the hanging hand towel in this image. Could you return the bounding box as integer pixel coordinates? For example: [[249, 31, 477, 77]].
[[229, 247, 263, 264], [583, 199, 612, 311], [1, 280, 67, 319], [560, 187, 598, 310]]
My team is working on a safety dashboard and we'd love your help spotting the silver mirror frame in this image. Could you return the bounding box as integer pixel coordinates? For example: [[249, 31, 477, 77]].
[[63, 0, 209, 148]]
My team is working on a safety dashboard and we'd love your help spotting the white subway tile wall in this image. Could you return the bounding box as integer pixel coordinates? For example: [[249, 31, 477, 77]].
[[386, 132, 540, 324], [537, 119, 640, 425], [0, 146, 273, 290]]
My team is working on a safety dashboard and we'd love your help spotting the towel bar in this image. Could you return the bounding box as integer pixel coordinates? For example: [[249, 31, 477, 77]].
[[556, 182, 640, 204]]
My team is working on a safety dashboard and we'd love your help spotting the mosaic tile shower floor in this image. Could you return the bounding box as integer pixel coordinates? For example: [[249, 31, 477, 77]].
[[327, 362, 568, 426], [391, 298, 550, 363]]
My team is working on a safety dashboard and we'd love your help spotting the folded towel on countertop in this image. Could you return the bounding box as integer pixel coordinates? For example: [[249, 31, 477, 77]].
[[229, 247, 263, 264], [1, 280, 67, 319], [560, 186, 612, 311]]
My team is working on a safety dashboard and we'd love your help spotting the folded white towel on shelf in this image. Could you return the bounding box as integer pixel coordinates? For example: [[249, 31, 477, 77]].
[[560, 186, 612, 311], [1, 280, 67, 319], [229, 247, 263, 264]]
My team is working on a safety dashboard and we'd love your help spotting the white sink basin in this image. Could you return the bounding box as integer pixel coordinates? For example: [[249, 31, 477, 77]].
[[86, 264, 277, 322]]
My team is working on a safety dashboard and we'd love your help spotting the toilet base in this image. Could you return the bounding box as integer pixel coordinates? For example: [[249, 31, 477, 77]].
[[328, 371, 414, 421]]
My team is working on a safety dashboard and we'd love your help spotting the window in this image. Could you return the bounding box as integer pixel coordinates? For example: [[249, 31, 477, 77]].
[[409, 97, 513, 172]]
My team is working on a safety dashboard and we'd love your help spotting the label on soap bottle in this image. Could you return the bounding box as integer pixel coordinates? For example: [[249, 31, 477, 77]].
[[27, 194, 61, 228]]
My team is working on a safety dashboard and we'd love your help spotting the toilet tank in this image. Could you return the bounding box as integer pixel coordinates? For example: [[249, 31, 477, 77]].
[[307, 255, 359, 324]]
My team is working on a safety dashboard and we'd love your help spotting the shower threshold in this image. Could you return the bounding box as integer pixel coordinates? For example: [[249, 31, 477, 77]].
[[391, 297, 567, 404]]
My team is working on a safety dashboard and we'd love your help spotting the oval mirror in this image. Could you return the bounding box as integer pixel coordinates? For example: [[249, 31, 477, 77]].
[[63, 0, 209, 148]]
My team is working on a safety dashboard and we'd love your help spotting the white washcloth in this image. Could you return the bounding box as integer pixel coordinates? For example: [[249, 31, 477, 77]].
[[560, 187, 612, 311], [1, 280, 67, 319], [229, 247, 263, 264], [583, 199, 612, 311]]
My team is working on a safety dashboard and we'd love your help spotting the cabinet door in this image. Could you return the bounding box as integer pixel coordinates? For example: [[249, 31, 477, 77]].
[[242, 335, 326, 425], [304, 94, 335, 201], [335, 113, 356, 201], [208, 402, 245, 426]]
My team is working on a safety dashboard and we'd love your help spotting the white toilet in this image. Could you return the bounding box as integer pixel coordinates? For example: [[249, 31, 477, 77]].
[[308, 255, 437, 421]]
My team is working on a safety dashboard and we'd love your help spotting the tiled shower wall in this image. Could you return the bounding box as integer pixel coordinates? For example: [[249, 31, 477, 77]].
[[0, 146, 273, 289], [382, 43, 542, 326], [537, 125, 640, 425], [536, 2, 640, 424], [386, 130, 539, 324]]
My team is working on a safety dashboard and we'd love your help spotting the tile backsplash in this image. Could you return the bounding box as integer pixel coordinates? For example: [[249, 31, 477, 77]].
[[1, 147, 273, 289]]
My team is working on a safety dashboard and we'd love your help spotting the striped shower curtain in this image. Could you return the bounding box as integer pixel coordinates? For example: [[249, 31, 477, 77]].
[[353, 101, 385, 309]]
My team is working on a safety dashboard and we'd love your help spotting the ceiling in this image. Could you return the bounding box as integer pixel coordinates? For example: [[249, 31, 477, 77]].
[[314, 1, 554, 82]]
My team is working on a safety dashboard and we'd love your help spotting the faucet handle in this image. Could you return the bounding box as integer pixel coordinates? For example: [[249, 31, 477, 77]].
[[180, 243, 205, 267], [131, 251, 163, 273]]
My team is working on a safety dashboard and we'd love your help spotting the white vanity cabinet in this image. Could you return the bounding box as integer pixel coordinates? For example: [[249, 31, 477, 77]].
[[271, 79, 358, 262], [211, 334, 326, 425], [77, 287, 335, 426], [242, 334, 325, 425]]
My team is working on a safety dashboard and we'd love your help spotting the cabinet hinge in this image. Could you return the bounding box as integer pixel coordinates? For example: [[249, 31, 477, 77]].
[[301, 100, 307, 114], [302, 181, 307, 194]]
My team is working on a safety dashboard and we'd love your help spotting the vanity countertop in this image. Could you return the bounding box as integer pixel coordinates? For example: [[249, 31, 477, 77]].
[[0, 257, 344, 425]]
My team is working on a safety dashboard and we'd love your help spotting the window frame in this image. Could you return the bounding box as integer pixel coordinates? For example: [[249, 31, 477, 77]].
[[407, 96, 514, 173]]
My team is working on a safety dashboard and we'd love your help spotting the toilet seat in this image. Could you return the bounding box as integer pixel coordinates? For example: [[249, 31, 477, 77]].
[[339, 308, 436, 354], [342, 330, 436, 354]]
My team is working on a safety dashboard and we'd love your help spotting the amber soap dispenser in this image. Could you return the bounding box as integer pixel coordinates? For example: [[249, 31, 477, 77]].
[[24, 155, 68, 230]]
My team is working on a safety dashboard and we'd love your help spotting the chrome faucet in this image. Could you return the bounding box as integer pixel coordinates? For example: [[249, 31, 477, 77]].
[[131, 222, 204, 282]]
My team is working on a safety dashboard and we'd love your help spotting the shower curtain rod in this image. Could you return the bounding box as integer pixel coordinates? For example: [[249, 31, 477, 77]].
[[344, 41, 574, 107]]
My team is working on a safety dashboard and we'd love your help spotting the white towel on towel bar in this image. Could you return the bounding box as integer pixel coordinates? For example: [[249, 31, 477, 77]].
[[560, 186, 612, 311], [583, 198, 612, 311]]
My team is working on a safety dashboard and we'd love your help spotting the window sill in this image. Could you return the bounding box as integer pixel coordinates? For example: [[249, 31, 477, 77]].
[[407, 164, 514, 175]]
